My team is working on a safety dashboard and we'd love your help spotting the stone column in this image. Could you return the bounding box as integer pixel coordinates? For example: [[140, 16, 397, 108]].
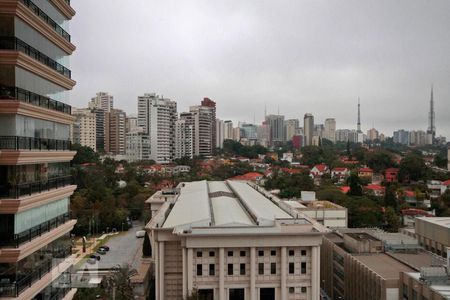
[[250, 247, 256, 300], [311, 246, 320, 300], [154, 241, 159, 300], [219, 247, 225, 300], [182, 247, 187, 298], [281, 246, 287, 300], [159, 242, 165, 299], [187, 248, 193, 295]]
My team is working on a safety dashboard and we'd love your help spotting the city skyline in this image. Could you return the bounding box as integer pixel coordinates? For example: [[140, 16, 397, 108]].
[[70, 0, 450, 138]]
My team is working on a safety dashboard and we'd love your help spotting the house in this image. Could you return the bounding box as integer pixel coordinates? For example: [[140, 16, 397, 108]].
[[358, 167, 374, 179], [310, 164, 330, 178], [331, 167, 350, 182], [384, 168, 400, 183], [229, 172, 264, 183], [364, 184, 385, 197], [340, 186, 350, 194], [404, 190, 417, 206], [427, 180, 446, 199]]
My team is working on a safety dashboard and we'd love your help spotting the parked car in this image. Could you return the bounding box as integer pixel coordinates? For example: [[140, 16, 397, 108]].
[[87, 258, 97, 265], [100, 245, 110, 251], [97, 248, 107, 255], [90, 254, 101, 261], [135, 230, 146, 238]]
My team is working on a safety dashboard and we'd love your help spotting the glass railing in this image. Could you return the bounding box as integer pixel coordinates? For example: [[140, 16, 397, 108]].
[[0, 37, 71, 78], [20, 0, 71, 42], [0, 247, 72, 297], [0, 175, 72, 199], [0, 213, 71, 247], [0, 136, 71, 151], [0, 85, 71, 114]]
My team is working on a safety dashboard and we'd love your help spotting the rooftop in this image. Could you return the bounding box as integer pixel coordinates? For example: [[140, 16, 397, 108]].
[[354, 253, 415, 280], [416, 217, 450, 229]]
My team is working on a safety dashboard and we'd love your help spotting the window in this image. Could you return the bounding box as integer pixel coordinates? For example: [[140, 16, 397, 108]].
[[240, 263, 246, 275], [289, 287, 295, 294], [289, 250, 295, 256], [228, 251, 233, 257], [209, 264, 215, 276], [258, 263, 264, 275], [258, 250, 264, 256], [301, 262, 307, 274], [271, 250, 276, 256], [228, 264, 233, 275], [289, 262, 295, 274], [301, 250, 307, 256], [240, 250, 246, 257], [301, 287, 307, 293], [197, 264, 202, 276], [197, 251, 202, 258], [271, 263, 276, 274], [209, 251, 215, 257]]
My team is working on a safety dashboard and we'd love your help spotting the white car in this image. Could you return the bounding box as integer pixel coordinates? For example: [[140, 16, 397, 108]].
[[135, 230, 146, 238]]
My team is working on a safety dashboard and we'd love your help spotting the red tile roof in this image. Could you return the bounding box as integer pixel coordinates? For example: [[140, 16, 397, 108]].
[[313, 164, 329, 172], [404, 190, 416, 197], [365, 184, 385, 191], [442, 180, 450, 186], [340, 186, 350, 194], [332, 167, 349, 172], [229, 172, 263, 181], [359, 167, 374, 173], [385, 168, 399, 173]]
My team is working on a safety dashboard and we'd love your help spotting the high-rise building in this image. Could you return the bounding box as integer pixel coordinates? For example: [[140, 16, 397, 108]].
[[393, 129, 410, 145], [72, 108, 97, 151], [285, 119, 299, 142], [126, 128, 150, 162], [138, 93, 177, 163], [223, 120, 234, 141], [216, 119, 224, 149], [240, 123, 258, 142], [304, 113, 314, 146], [0, 1, 76, 298], [266, 114, 285, 146], [201, 97, 216, 149], [89, 91, 114, 112], [125, 115, 138, 133], [409, 130, 427, 146], [323, 118, 336, 143], [366, 128, 379, 141], [92, 108, 105, 152], [257, 121, 270, 147], [146, 180, 326, 300], [185, 105, 214, 157], [105, 108, 126, 155], [175, 118, 194, 159], [427, 86, 436, 145]]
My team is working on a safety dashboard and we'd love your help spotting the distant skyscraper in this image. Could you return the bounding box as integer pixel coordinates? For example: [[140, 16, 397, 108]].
[[184, 105, 214, 157], [266, 114, 285, 146], [223, 120, 234, 141], [72, 108, 97, 151], [427, 86, 436, 144], [175, 118, 194, 159], [324, 118, 336, 143], [393, 129, 410, 145], [89, 92, 114, 112], [304, 113, 314, 146], [367, 128, 379, 141], [216, 119, 224, 148], [201, 97, 217, 149], [105, 108, 126, 155], [285, 119, 299, 141]]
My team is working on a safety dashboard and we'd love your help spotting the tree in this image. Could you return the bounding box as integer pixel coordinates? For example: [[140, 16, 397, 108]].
[[72, 144, 100, 165], [264, 172, 314, 198], [399, 153, 427, 182], [366, 150, 396, 173], [343, 196, 383, 227], [143, 232, 152, 257], [434, 150, 448, 168], [385, 206, 400, 232], [384, 185, 398, 211], [347, 173, 363, 196], [104, 264, 138, 300]]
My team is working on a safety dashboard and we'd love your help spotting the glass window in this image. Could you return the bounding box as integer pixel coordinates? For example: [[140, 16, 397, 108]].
[[258, 250, 264, 256], [209, 251, 215, 257], [271, 263, 276, 274], [240, 250, 246, 257], [301, 287, 307, 293], [289, 262, 295, 274], [228, 264, 233, 275], [227, 251, 233, 257], [271, 250, 276, 256], [301, 250, 307, 256], [240, 263, 245, 275], [196, 264, 202, 276], [289, 287, 295, 294], [209, 264, 215, 276], [289, 250, 295, 256], [301, 262, 307, 274], [258, 263, 264, 275], [196, 251, 202, 258]]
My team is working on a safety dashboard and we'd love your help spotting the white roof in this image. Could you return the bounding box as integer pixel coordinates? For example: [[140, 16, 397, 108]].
[[417, 217, 450, 229], [211, 196, 254, 226], [227, 180, 292, 221], [163, 181, 211, 228], [284, 200, 307, 209]]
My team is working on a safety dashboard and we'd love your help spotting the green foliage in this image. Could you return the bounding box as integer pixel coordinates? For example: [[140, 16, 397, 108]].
[[300, 146, 337, 166], [385, 206, 400, 232], [73, 287, 105, 300], [347, 173, 363, 196], [143, 232, 152, 257], [222, 139, 267, 158], [366, 150, 396, 173], [434, 149, 449, 168], [104, 264, 138, 300], [264, 172, 314, 198], [343, 196, 383, 227], [384, 184, 398, 211], [399, 153, 427, 182], [72, 144, 100, 165]]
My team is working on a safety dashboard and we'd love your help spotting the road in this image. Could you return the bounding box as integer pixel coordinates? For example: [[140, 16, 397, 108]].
[[83, 222, 145, 270]]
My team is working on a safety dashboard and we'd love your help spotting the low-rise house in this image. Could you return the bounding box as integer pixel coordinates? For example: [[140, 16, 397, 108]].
[[229, 172, 264, 184], [384, 168, 399, 183], [331, 167, 350, 183], [427, 180, 447, 199], [364, 184, 385, 197], [358, 167, 374, 179], [310, 164, 329, 178]]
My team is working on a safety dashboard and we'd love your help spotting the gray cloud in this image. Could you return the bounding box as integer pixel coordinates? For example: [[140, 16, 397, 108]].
[[70, 0, 450, 138]]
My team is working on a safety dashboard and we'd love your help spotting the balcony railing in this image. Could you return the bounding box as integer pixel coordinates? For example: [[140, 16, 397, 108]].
[[0, 85, 71, 114], [0, 213, 71, 247], [0, 136, 71, 151], [0, 37, 71, 78], [0, 246, 72, 297], [20, 0, 71, 42], [0, 175, 72, 199]]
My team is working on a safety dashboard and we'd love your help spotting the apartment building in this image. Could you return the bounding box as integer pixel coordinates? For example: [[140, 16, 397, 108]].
[[201, 98, 216, 150], [321, 229, 444, 300], [71, 107, 96, 151], [146, 180, 327, 300], [183, 105, 214, 157], [88, 91, 113, 112], [105, 108, 126, 155], [174, 118, 194, 159], [0, 0, 77, 299], [137, 93, 177, 163], [125, 128, 150, 162]]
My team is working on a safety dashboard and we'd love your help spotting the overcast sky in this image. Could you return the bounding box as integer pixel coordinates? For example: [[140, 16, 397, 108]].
[[70, 0, 450, 138]]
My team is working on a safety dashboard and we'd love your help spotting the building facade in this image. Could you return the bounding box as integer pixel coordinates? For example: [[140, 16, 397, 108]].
[[71, 107, 96, 151], [88, 91, 113, 112], [0, 0, 77, 298], [105, 108, 126, 155], [285, 119, 299, 142], [303, 114, 314, 146], [266, 115, 285, 146], [201, 98, 217, 150], [146, 180, 326, 300], [125, 128, 150, 162], [216, 119, 224, 149], [323, 118, 336, 143], [185, 105, 215, 157], [174, 118, 194, 159]]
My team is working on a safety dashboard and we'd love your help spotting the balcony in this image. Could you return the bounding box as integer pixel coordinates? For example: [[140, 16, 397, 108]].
[[0, 37, 71, 78], [0, 136, 71, 151], [0, 246, 72, 297], [20, 0, 71, 42], [0, 85, 71, 115], [0, 213, 70, 248], [0, 175, 72, 199]]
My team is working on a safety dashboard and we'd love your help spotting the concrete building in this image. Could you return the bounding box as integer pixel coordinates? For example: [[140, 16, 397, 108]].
[[201, 98, 217, 150], [175, 118, 194, 159], [283, 200, 347, 228], [400, 266, 450, 300], [89, 91, 113, 112], [91, 108, 106, 152], [367, 128, 379, 141], [105, 108, 126, 155], [240, 123, 258, 143], [393, 129, 410, 145], [126, 115, 138, 133], [0, 0, 77, 298], [146, 180, 327, 300], [138, 93, 177, 163], [224, 120, 234, 141], [216, 119, 224, 149], [257, 121, 270, 147], [185, 105, 215, 157], [126, 128, 150, 161], [304, 114, 314, 146], [409, 130, 427, 146], [321, 229, 443, 300], [285, 119, 299, 142], [323, 118, 336, 143], [266, 115, 285, 146], [71, 108, 96, 151], [415, 217, 450, 257]]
